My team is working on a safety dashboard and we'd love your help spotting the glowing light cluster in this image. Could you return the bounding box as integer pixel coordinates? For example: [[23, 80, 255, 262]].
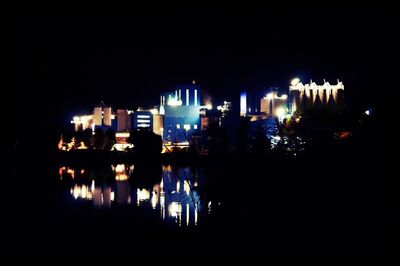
[[167, 98, 183, 106]]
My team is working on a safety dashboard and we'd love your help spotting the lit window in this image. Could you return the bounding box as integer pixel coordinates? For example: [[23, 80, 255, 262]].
[[137, 119, 150, 123], [193, 124, 198, 129], [183, 124, 190, 130], [176, 124, 180, 129]]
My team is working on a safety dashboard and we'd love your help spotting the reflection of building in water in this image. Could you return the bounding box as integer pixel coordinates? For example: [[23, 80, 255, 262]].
[[93, 186, 112, 208], [61, 164, 201, 225], [116, 181, 131, 204]]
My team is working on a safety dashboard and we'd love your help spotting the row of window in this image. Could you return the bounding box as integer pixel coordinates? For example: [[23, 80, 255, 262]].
[[176, 124, 198, 130]]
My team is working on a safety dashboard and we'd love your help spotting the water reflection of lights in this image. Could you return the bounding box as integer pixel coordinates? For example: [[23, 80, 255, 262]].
[[184, 180, 191, 196], [151, 191, 158, 209], [194, 203, 198, 226], [137, 188, 150, 206], [186, 203, 190, 226], [67, 169, 75, 179], [62, 165, 204, 225], [71, 184, 93, 200], [168, 202, 182, 219], [116, 173, 128, 181], [115, 164, 125, 173]]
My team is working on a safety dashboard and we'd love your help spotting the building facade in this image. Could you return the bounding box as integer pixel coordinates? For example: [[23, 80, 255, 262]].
[[71, 102, 117, 132], [260, 90, 288, 117], [289, 79, 344, 114], [160, 83, 201, 143], [116, 109, 132, 131]]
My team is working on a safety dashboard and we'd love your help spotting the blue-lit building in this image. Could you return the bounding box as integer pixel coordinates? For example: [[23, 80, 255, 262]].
[[132, 110, 153, 130], [160, 83, 201, 143]]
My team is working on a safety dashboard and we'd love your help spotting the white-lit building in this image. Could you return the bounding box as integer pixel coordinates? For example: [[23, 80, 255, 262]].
[[71, 102, 118, 132], [289, 79, 344, 114], [260, 91, 288, 117], [116, 109, 132, 131]]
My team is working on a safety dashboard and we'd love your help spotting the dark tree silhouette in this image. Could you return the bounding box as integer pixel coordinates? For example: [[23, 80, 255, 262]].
[[104, 128, 116, 151], [251, 123, 270, 156], [82, 128, 93, 148], [128, 129, 162, 157], [94, 128, 105, 150], [235, 116, 250, 155]]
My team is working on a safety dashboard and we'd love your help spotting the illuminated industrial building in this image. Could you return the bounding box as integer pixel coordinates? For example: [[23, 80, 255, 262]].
[[289, 79, 344, 114], [133, 110, 153, 129], [116, 109, 132, 131], [260, 89, 288, 118], [240, 90, 266, 117], [71, 102, 117, 132], [160, 83, 202, 143], [93, 102, 114, 127], [132, 108, 164, 137], [240, 88, 289, 122]]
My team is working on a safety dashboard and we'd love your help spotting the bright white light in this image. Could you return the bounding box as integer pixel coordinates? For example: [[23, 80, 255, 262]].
[[159, 105, 165, 115], [115, 164, 125, 173], [137, 119, 150, 123], [167, 98, 182, 106], [266, 93, 273, 100], [116, 132, 130, 138], [111, 191, 115, 201], [205, 104, 212, 110], [151, 191, 157, 209], [365, 110, 370, 116], [193, 124, 198, 130], [168, 202, 182, 218], [217, 105, 222, 111], [183, 124, 190, 131], [112, 143, 134, 151], [176, 124, 180, 129], [137, 115, 151, 119], [240, 92, 247, 116], [280, 94, 288, 100], [291, 78, 300, 86], [137, 188, 150, 201], [275, 107, 286, 118]]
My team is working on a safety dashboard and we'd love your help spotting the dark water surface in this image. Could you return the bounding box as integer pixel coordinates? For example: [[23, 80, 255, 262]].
[[9, 144, 391, 258]]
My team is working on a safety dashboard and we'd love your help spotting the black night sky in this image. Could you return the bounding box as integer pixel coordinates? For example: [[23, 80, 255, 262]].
[[12, 8, 392, 136]]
